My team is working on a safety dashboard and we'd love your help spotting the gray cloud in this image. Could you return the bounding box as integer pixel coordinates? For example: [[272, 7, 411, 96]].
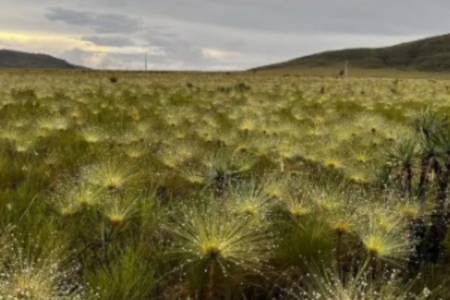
[[44, 6, 210, 67], [81, 35, 136, 47], [128, 0, 450, 36], [45, 7, 141, 34], [60, 48, 135, 69], [140, 32, 204, 64]]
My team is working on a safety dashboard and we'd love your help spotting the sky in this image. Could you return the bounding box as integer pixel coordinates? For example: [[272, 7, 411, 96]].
[[1, 0, 450, 70]]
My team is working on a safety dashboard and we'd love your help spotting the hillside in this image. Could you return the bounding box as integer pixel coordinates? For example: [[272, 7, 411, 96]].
[[0, 49, 85, 69], [253, 33, 450, 73]]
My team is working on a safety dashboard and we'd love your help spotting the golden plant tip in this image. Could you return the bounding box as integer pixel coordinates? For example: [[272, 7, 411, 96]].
[[109, 215, 125, 225], [201, 241, 222, 259], [333, 221, 351, 235], [324, 158, 343, 169], [238, 203, 258, 216], [288, 205, 309, 218], [365, 236, 386, 257]]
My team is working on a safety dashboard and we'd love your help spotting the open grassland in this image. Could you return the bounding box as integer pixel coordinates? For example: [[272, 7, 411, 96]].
[[2, 70, 450, 299], [253, 66, 450, 79]]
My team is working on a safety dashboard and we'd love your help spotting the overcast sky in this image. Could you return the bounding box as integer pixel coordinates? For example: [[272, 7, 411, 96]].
[[1, 0, 450, 70]]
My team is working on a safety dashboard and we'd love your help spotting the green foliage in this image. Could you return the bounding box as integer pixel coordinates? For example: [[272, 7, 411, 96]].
[[274, 215, 335, 270], [85, 248, 158, 300]]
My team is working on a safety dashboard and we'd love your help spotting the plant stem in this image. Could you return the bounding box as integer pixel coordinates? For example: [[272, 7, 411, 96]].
[[403, 164, 413, 198], [207, 260, 216, 300], [417, 153, 431, 215], [214, 173, 226, 200], [428, 156, 450, 262], [370, 255, 379, 282], [336, 231, 343, 279]]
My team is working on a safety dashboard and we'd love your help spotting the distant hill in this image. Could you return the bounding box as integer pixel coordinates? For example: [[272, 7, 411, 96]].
[[0, 49, 86, 69], [252, 33, 450, 73]]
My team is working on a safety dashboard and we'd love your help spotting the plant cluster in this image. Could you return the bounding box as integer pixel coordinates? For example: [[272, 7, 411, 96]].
[[0, 70, 449, 299]]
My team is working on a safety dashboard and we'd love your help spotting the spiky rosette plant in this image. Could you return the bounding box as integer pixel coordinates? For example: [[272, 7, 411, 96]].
[[37, 115, 70, 132], [80, 126, 108, 144], [166, 200, 276, 299], [413, 108, 444, 210], [287, 267, 431, 300], [0, 237, 86, 300], [122, 142, 148, 159], [262, 174, 290, 201], [426, 120, 450, 262], [98, 192, 138, 227], [202, 148, 256, 199], [409, 108, 447, 263], [13, 134, 37, 154], [349, 146, 374, 166], [157, 140, 199, 169], [179, 164, 207, 186], [354, 113, 388, 136], [113, 128, 142, 145], [275, 136, 301, 161], [279, 189, 315, 220], [310, 184, 364, 275], [82, 158, 141, 192], [237, 114, 260, 133], [322, 196, 360, 236], [357, 212, 413, 274], [383, 138, 417, 197], [225, 179, 273, 224], [344, 163, 376, 184], [322, 151, 347, 170], [308, 182, 345, 213], [50, 180, 100, 217]]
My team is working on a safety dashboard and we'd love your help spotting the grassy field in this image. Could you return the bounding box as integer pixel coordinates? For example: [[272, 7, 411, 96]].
[[1, 69, 450, 299], [252, 65, 450, 79]]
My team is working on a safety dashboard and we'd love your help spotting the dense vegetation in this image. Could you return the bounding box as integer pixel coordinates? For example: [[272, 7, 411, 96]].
[[254, 33, 450, 73], [1, 70, 450, 299], [0, 50, 84, 69]]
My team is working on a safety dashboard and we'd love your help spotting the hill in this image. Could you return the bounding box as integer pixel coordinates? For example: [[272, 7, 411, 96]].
[[252, 33, 450, 74], [0, 49, 85, 69]]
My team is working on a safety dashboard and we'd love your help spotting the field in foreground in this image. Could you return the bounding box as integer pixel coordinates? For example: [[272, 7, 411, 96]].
[[1, 70, 450, 299]]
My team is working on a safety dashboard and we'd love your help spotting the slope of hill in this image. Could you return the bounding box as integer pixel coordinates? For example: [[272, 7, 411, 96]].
[[0, 49, 85, 69], [253, 33, 450, 73]]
